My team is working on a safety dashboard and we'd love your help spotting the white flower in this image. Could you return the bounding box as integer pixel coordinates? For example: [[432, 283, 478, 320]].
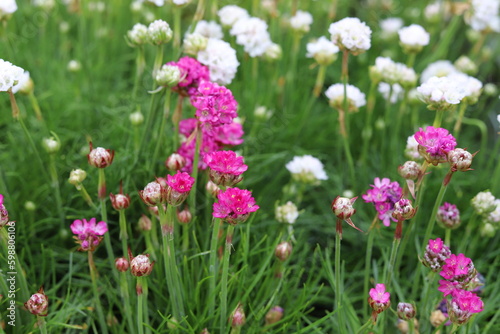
[[286, 155, 328, 184], [405, 135, 421, 160], [230, 17, 272, 57], [193, 20, 223, 39], [275, 201, 299, 224], [172, 0, 191, 5], [0, 59, 24, 92], [328, 17, 372, 54], [398, 24, 430, 52], [466, 0, 500, 33], [142, 0, 164, 6], [218, 5, 249, 28], [378, 82, 404, 104], [471, 191, 497, 215], [371, 57, 417, 87], [420, 60, 459, 84], [0, 0, 17, 19], [183, 33, 208, 55], [497, 114, 500, 125], [425, 2, 451, 22], [130, 111, 144, 125], [155, 65, 181, 87], [67, 60, 81, 72], [147, 19, 173, 45], [197, 38, 239, 85], [33, 0, 56, 10], [127, 23, 149, 46], [380, 17, 403, 39], [487, 199, 500, 224], [290, 10, 313, 34], [263, 43, 282, 61], [11, 70, 30, 94], [417, 76, 466, 107], [306, 36, 339, 66], [325, 83, 366, 112], [446, 72, 482, 101]]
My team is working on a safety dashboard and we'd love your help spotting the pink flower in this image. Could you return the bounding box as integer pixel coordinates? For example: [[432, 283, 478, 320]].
[[70, 218, 108, 251], [0, 194, 9, 227], [362, 177, 402, 226], [422, 238, 451, 272], [438, 280, 460, 296], [428, 238, 444, 253], [414, 126, 457, 165], [167, 57, 210, 96], [437, 202, 460, 229], [190, 81, 238, 126], [448, 289, 484, 325], [369, 283, 390, 304], [214, 122, 244, 146], [165, 171, 195, 206], [213, 187, 259, 225], [204, 150, 248, 186], [24, 287, 48, 317]]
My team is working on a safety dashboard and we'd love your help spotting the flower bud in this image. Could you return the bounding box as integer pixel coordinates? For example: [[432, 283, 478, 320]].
[[24, 201, 36, 211], [263, 43, 282, 61], [156, 64, 181, 87], [147, 20, 173, 45], [331, 196, 357, 220], [480, 223, 495, 238], [68, 169, 87, 186], [0, 204, 8, 227], [397, 302, 416, 320], [398, 161, 421, 180], [421, 238, 451, 272], [275, 241, 292, 261], [129, 253, 154, 277], [129, 111, 144, 126], [167, 317, 179, 330], [265, 306, 284, 325], [110, 193, 131, 211], [24, 287, 48, 316], [165, 153, 186, 171], [177, 207, 192, 224], [275, 201, 299, 224], [254, 106, 273, 120], [139, 181, 166, 206], [392, 199, 416, 221], [138, 214, 152, 231], [396, 319, 420, 334], [183, 33, 208, 55], [206, 180, 220, 197], [448, 148, 475, 172], [87, 142, 114, 168], [454, 56, 477, 75], [230, 303, 246, 329], [67, 60, 82, 72], [42, 137, 60, 154], [483, 83, 498, 97], [115, 257, 129, 272]]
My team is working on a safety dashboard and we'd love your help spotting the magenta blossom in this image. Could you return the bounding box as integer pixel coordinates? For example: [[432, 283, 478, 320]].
[[448, 289, 484, 325], [167, 56, 210, 96], [165, 171, 195, 206], [213, 187, 259, 225], [368, 283, 391, 321], [437, 202, 460, 229], [204, 150, 248, 186], [422, 238, 451, 272], [438, 280, 461, 297], [414, 126, 457, 165], [362, 177, 402, 226], [190, 81, 238, 126], [440, 253, 475, 283], [0, 194, 9, 227], [70, 218, 108, 251]]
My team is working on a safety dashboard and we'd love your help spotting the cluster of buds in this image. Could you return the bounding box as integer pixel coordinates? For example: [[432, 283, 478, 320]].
[[331, 196, 363, 239], [368, 283, 391, 323], [139, 172, 195, 207], [421, 238, 452, 272], [24, 287, 48, 317]]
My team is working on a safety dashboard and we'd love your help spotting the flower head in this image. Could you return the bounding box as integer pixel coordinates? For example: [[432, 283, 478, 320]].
[[197, 38, 239, 85], [447, 289, 484, 325], [471, 191, 497, 215], [0, 59, 24, 92], [87, 142, 114, 168], [127, 23, 148, 46], [0, 194, 9, 227], [129, 249, 155, 277], [379, 17, 403, 39], [329, 17, 372, 55], [421, 238, 451, 272], [147, 19, 173, 45], [115, 257, 130, 272], [368, 283, 391, 319], [417, 76, 466, 111], [70, 218, 108, 251], [414, 126, 457, 165], [24, 287, 48, 317], [167, 57, 210, 96], [398, 161, 421, 180], [230, 303, 246, 329], [325, 83, 366, 112], [230, 17, 272, 57], [218, 5, 249, 28], [204, 150, 247, 186], [362, 177, 403, 226], [110, 183, 131, 211], [190, 81, 238, 126], [139, 181, 166, 206], [289, 10, 313, 34], [448, 148, 476, 172], [392, 198, 416, 221], [306, 36, 339, 66], [193, 20, 223, 39], [165, 171, 195, 206], [275, 201, 299, 224], [331, 196, 363, 233], [285, 155, 328, 184], [397, 302, 416, 320], [156, 64, 181, 87], [165, 153, 187, 171], [212, 187, 259, 225], [275, 241, 293, 261], [437, 202, 461, 229], [398, 24, 430, 53]]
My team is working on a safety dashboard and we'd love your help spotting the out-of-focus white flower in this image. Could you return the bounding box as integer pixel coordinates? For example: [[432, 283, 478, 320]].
[[466, 0, 500, 33], [471, 191, 497, 215], [130, 1, 143, 12], [405, 135, 421, 160], [378, 82, 404, 104], [147, 19, 173, 45], [171, 0, 191, 5], [290, 10, 313, 34], [88, 2, 105, 12], [380, 17, 404, 39], [286, 155, 328, 184], [142, 0, 164, 6], [193, 20, 223, 39], [420, 60, 459, 84], [454, 56, 478, 75], [329, 17, 372, 54], [11, 70, 31, 94], [425, 2, 451, 23], [398, 24, 430, 52], [254, 106, 273, 119], [130, 111, 144, 125], [0, 59, 24, 92], [484, 83, 498, 96], [183, 33, 208, 55], [446, 72, 482, 103], [325, 83, 366, 112], [275, 201, 299, 224], [487, 199, 500, 224], [230, 17, 272, 57], [33, 0, 56, 11], [127, 23, 149, 46], [306, 36, 339, 66], [370, 57, 417, 87], [263, 43, 282, 61], [218, 5, 249, 28], [0, 0, 17, 20], [417, 76, 466, 109], [67, 60, 82, 72], [155, 64, 181, 87], [197, 38, 239, 85]]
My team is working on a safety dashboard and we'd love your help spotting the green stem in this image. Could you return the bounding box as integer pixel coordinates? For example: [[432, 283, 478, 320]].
[[98, 169, 115, 270], [173, 7, 182, 49], [453, 102, 468, 138], [120, 272, 135, 333], [153, 46, 164, 86], [16, 114, 49, 179], [78, 184, 97, 210], [208, 217, 221, 316], [408, 318, 415, 334], [406, 53, 416, 68], [312, 65, 327, 97], [188, 123, 202, 211], [335, 219, 345, 333], [360, 80, 377, 166], [89, 251, 109, 334], [445, 228, 451, 248], [356, 318, 373, 334], [37, 316, 48, 334], [181, 222, 189, 251], [151, 89, 171, 174], [341, 51, 350, 134], [137, 277, 144, 334], [421, 181, 449, 252], [287, 35, 301, 91], [132, 47, 145, 100], [384, 236, 401, 289], [192, 0, 206, 32], [28, 91, 43, 121], [363, 216, 377, 318], [119, 210, 128, 257], [143, 277, 151, 334], [449, 324, 459, 334], [339, 108, 355, 187], [220, 224, 235, 334], [433, 108, 445, 128], [49, 154, 65, 227]]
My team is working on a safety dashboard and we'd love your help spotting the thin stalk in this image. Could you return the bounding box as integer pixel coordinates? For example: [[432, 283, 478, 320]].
[[384, 235, 401, 290], [406, 53, 416, 68], [287, 35, 301, 90], [188, 123, 202, 210], [132, 47, 145, 100], [77, 184, 97, 209], [433, 108, 445, 128], [360, 80, 377, 165], [453, 102, 468, 138], [181, 223, 189, 251], [220, 224, 235, 334], [37, 317, 48, 334], [173, 7, 182, 49], [408, 318, 415, 334], [394, 90, 409, 151], [143, 277, 151, 334], [120, 271, 135, 333], [356, 318, 373, 334], [8, 88, 20, 119], [445, 228, 451, 248], [152, 46, 164, 85], [335, 219, 345, 333], [421, 180, 449, 253], [313, 65, 327, 97], [119, 210, 128, 256], [28, 91, 43, 120], [341, 51, 350, 134], [98, 169, 115, 269], [49, 154, 65, 227], [363, 216, 378, 318], [89, 251, 109, 334], [192, 0, 206, 32], [208, 217, 221, 315], [172, 96, 184, 150], [137, 277, 144, 334], [151, 89, 172, 174], [16, 113, 49, 179]]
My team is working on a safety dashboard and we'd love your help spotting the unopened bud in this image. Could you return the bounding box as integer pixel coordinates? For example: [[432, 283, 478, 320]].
[[42, 137, 60, 154], [230, 303, 246, 328], [87, 142, 114, 168], [147, 20, 173, 45], [448, 148, 475, 172], [206, 180, 220, 197], [130, 111, 144, 126], [265, 306, 284, 325], [167, 317, 179, 330], [24, 201, 36, 211], [156, 64, 181, 87], [275, 241, 292, 261], [331, 196, 357, 220], [68, 169, 87, 185], [115, 257, 130, 272], [397, 302, 416, 320], [480, 223, 495, 238], [130, 254, 154, 277], [392, 199, 416, 221], [166, 153, 186, 171], [24, 287, 48, 317], [138, 214, 152, 231], [177, 207, 192, 224], [67, 60, 81, 72], [110, 193, 131, 211], [398, 161, 421, 180]]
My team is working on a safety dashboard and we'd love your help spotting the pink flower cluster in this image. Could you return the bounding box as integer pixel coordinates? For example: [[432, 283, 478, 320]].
[[139, 172, 195, 207], [0, 194, 9, 227], [437, 202, 460, 229], [422, 238, 452, 272], [213, 187, 259, 225], [362, 177, 403, 226], [414, 126, 457, 165], [439, 253, 477, 291], [368, 283, 391, 323], [70, 218, 108, 251], [204, 150, 248, 186], [190, 81, 238, 127], [167, 57, 210, 96], [176, 118, 244, 173]]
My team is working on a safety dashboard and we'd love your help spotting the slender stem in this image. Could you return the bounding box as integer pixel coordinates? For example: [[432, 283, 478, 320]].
[[406, 53, 416, 68], [137, 277, 144, 334], [335, 219, 345, 333], [421, 181, 449, 255], [208, 217, 221, 315], [287, 35, 301, 91], [363, 216, 378, 318], [119, 210, 128, 256], [313, 65, 327, 97], [408, 318, 415, 334], [188, 123, 202, 210], [37, 316, 48, 334], [28, 91, 43, 120], [89, 251, 109, 334], [49, 154, 65, 227], [99, 169, 115, 268], [181, 223, 189, 251], [192, 0, 206, 32], [360, 80, 377, 165], [151, 89, 171, 174], [132, 47, 145, 100], [433, 108, 445, 128], [16, 114, 49, 179], [152, 46, 164, 86], [445, 228, 451, 248], [356, 318, 373, 334], [220, 224, 235, 334], [120, 271, 135, 333], [8, 88, 20, 119], [173, 7, 182, 49], [341, 51, 350, 134], [142, 277, 151, 334], [78, 184, 97, 209], [384, 235, 401, 290], [453, 102, 468, 138]]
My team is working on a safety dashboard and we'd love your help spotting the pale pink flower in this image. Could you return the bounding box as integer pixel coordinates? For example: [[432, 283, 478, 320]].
[[70, 218, 108, 251]]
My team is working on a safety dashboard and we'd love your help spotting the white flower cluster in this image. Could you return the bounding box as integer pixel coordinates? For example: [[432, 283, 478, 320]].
[[420, 60, 459, 83], [378, 82, 404, 104], [329, 17, 372, 54], [127, 23, 149, 46], [405, 135, 421, 160], [471, 190, 498, 216], [398, 24, 430, 52], [230, 17, 272, 57], [290, 10, 313, 34], [416, 76, 467, 108], [218, 5, 249, 27], [466, 0, 500, 33], [147, 19, 173, 45], [172, 0, 191, 5], [0, 0, 16, 20], [155, 65, 181, 87], [197, 38, 239, 85], [286, 155, 328, 184], [325, 83, 366, 112], [306, 36, 339, 66], [370, 57, 417, 87], [11, 70, 30, 94], [379, 17, 403, 39], [275, 201, 299, 224], [33, 0, 56, 11], [425, 2, 451, 23], [447, 72, 482, 102], [0, 59, 24, 92], [193, 20, 223, 39]]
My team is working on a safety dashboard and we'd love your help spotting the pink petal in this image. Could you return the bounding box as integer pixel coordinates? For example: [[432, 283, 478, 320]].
[[94, 221, 108, 235], [70, 220, 86, 235]]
